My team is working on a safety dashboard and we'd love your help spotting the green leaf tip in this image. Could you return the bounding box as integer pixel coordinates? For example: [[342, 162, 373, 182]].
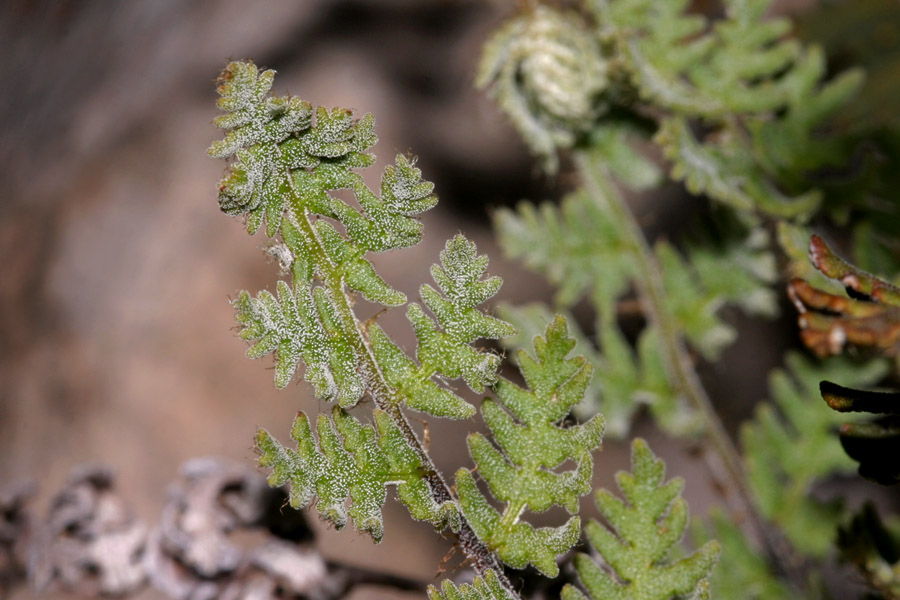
[[363, 233, 516, 420], [256, 409, 460, 543], [427, 570, 517, 600], [210, 59, 437, 259], [457, 315, 602, 577], [569, 438, 720, 600]]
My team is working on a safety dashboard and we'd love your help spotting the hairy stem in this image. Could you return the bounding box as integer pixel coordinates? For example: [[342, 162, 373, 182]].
[[575, 151, 805, 588], [286, 200, 515, 592]]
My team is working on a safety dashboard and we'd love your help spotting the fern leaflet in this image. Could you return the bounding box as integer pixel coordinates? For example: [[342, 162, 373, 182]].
[[458, 316, 604, 577], [562, 439, 720, 600]]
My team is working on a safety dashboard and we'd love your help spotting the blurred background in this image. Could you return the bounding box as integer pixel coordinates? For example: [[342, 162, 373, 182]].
[[1, 1, 897, 598]]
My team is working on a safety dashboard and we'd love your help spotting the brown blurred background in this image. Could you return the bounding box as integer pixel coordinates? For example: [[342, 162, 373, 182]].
[[2, 0, 891, 598]]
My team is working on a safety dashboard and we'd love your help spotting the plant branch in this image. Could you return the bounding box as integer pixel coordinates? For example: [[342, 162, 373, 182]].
[[285, 205, 515, 592], [574, 151, 805, 588]]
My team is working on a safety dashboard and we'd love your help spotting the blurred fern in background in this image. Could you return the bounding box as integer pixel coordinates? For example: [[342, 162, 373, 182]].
[[481, 0, 900, 598]]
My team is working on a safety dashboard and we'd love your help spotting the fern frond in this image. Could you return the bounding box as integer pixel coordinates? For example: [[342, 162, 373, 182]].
[[495, 189, 630, 311], [233, 281, 363, 402], [427, 571, 517, 600], [496, 187, 777, 348], [655, 117, 822, 221], [407, 234, 517, 393], [656, 234, 777, 359], [213, 61, 522, 588], [494, 184, 774, 435], [257, 407, 459, 543], [595, 0, 723, 117], [457, 316, 603, 576], [563, 439, 720, 600], [211, 60, 434, 252], [588, 123, 663, 192], [596, 0, 840, 116], [212, 61, 514, 416], [589, 0, 862, 221], [741, 352, 888, 556], [249, 232, 516, 536]]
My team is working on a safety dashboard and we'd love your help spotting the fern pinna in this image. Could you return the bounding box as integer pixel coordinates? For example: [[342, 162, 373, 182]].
[[207, 60, 715, 599], [563, 440, 719, 600]]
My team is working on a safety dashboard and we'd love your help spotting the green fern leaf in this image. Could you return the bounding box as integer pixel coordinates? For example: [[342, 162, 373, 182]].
[[494, 190, 633, 311], [456, 316, 603, 576], [692, 511, 798, 600], [564, 439, 720, 600], [210, 59, 435, 254], [213, 62, 515, 413], [368, 234, 515, 419], [749, 49, 863, 176], [495, 187, 776, 352], [655, 118, 822, 221], [257, 407, 459, 543], [498, 304, 696, 439], [588, 124, 663, 192], [655, 229, 777, 359], [598, 0, 857, 120], [742, 352, 888, 556], [427, 570, 517, 600], [591, 0, 862, 222], [232, 280, 363, 403], [407, 234, 516, 392], [494, 185, 773, 435], [597, 0, 721, 115], [367, 323, 474, 420]]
